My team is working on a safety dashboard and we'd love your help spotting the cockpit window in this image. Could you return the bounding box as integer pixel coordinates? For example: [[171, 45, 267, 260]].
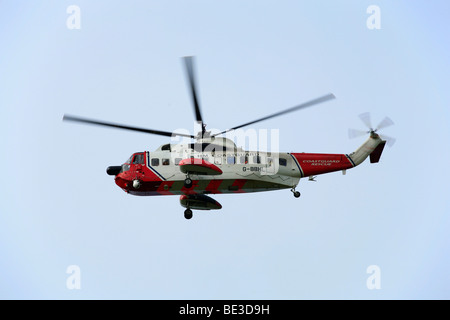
[[132, 153, 144, 164]]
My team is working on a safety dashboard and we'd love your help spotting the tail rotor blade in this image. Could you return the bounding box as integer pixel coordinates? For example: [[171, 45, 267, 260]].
[[376, 116, 394, 131], [348, 128, 368, 139], [359, 112, 373, 130], [350, 113, 396, 147], [379, 134, 396, 147]]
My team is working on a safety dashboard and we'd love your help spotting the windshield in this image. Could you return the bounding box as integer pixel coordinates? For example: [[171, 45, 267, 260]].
[[124, 156, 133, 164]]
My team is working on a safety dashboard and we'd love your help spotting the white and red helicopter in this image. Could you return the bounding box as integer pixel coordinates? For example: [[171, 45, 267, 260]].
[[64, 57, 394, 219]]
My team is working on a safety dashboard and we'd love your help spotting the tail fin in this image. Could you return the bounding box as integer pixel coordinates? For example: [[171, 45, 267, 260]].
[[369, 140, 386, 163]]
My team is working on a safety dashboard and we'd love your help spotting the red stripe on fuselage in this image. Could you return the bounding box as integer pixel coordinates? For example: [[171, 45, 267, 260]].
[[231, 179, 247, 193], [291, 153, 353, 177], [205, 179, 223, 194], [181, 180, 199, 195], [157, 180, 175, 195]]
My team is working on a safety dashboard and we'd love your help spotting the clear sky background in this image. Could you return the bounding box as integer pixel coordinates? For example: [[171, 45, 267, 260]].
[[0, 1, 449, 299]]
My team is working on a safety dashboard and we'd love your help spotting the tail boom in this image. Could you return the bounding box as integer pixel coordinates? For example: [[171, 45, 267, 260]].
[[290, 134, 385, 178]]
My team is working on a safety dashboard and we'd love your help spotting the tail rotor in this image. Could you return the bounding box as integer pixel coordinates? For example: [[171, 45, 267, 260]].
[[349, 112, 396, 147]]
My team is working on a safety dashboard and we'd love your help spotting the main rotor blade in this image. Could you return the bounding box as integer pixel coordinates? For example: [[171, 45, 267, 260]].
[[212, 93, 336, 137], [183, 56, 203, 124], [63, 114, 195, 138]]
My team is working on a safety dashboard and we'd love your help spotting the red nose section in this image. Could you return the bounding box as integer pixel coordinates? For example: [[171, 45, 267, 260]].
[[115, 174, 129, 191]]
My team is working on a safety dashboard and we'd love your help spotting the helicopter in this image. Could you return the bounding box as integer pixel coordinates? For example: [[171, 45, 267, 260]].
[[63, 56, 394, 219]]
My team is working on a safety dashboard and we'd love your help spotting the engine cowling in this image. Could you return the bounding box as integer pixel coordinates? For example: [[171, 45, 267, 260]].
[[179, 194, 222, 210]]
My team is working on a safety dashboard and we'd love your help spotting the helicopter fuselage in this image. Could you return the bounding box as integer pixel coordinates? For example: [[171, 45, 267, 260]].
[[112, 142, 363, 197]]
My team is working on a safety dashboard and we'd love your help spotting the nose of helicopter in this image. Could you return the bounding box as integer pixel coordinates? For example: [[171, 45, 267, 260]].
[[114, 174, 129, 190], [106, 166, 129, 191], [106, 165, 133, 192]]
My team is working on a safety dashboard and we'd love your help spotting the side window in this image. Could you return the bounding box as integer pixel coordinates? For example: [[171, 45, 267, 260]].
[[151, 158, 159, 166], [214, 156, 222, 165], [253, 155, 261, 164], [240, 155, 249, 164], [174, 158, 182, 166], [202, 156, 209, 162], [279, 158, 287, 166], [227, 156, 235, 165], [162, 158, 170, 166], [267, 157, 273, 166]]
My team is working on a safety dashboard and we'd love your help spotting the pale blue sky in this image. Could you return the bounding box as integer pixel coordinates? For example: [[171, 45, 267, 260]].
[[0, 1, 449, 299]]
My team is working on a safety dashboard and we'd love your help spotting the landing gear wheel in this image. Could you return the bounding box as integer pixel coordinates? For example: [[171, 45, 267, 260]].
[[291, 188, 301, 198], [184, 177, 192, 188], [184, 208, 193, 220]]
